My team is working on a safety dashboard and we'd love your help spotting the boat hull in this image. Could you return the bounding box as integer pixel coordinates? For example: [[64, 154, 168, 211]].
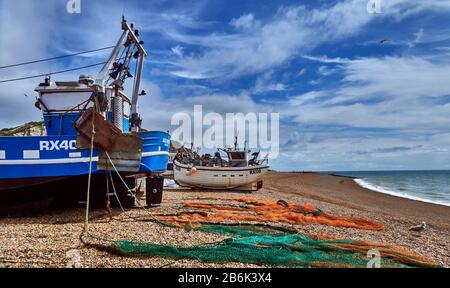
[[0, 131, 170, 179], [173, 160, 269, 190], [0, 173, 137, 216], [0, 131, 170, 211]]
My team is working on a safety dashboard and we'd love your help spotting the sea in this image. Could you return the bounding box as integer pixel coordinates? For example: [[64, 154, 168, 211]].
[[331, 170, 450, 207]]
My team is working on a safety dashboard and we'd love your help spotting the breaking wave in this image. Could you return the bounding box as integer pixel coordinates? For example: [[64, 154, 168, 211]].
[[354, 178, 450, 207]]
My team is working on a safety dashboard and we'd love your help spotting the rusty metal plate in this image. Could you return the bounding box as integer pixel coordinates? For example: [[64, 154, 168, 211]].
[[97, 133, 143, 172], [75, 108, 122, 150], [75, 134, 91, 149]]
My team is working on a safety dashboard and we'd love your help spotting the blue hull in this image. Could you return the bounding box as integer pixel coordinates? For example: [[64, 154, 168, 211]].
[[0, 131, 170, 181]]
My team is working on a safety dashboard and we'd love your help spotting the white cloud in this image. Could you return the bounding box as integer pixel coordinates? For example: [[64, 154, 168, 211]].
[[408, 28, 424, 48], [308, 79, 320, 86], [297, 68, 307, 77], [334, 56, 450, 105], [289, 55, 450, 130], [171, 45, 185, 58], [230, 14, 258, 30], [302, 54, 350, 64], [167, 0, 450, 80], [317, 65, 339, 77], [252, 71, 287, 94], [0, 0, 64, 127], [272, 53, 450, 170], [289, 91, 327, 106], [168, 1, 369, 79]]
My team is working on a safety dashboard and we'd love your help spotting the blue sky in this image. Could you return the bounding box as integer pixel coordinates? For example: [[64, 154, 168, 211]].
[[1, 0, 450, 171]]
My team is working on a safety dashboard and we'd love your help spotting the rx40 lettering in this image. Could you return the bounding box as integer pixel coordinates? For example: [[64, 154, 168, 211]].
[[40, 140, 77, 151]]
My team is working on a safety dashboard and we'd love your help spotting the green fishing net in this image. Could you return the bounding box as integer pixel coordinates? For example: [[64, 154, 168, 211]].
[[96, 224, 438, 268]]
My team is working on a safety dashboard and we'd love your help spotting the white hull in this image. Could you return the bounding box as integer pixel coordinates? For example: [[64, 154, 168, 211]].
[[173, 160, 269, 190]]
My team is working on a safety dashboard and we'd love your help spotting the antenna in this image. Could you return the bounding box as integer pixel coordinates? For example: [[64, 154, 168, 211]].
[[45, 74, 51, 86]]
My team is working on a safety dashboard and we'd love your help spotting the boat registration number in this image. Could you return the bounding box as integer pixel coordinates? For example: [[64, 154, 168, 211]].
[[39, 140, 77, 151], [249, 168, 262, 175]]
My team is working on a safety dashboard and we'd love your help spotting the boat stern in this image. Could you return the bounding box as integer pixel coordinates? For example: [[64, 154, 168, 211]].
[[138, 131, 171, 174]]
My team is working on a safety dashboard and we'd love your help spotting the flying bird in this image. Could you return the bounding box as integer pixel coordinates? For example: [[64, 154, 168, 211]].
[[409, 222, 427, 232]]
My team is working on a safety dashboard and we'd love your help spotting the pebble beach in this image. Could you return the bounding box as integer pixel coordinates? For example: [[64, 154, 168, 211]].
[[0, 172, 448, 268]]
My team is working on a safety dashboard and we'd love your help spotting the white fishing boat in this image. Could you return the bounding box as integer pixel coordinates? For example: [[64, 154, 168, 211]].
[[173, 139, 269, 191], [162, 140, 183, 178]]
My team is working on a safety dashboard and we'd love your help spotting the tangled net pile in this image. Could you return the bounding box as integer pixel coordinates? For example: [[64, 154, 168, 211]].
[[99, 224, 438, 268], [89, 197, 439, 268], [157, 197, 385, 231]]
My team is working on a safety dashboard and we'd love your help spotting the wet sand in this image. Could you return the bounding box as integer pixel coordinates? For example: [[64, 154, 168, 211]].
[[0, 172, 448, 268]]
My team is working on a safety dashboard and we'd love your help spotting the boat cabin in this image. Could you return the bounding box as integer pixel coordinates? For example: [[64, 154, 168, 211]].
[[35, 75, 131, 136], [226, 150, 248, 167]]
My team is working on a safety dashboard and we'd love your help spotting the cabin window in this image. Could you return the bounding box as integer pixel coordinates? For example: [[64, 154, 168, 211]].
[[214, 175, 218, 177], [228, 152, 246, 160]]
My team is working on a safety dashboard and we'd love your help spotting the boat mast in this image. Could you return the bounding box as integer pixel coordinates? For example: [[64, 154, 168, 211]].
[[125, 20, 147, 133], [130, 45, 146, 132], [96, 17, 148, 132], [96, 19, 130, 87]]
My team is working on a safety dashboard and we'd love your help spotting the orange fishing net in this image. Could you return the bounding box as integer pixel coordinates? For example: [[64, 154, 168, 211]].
[[312, 233, 438, 268], [158, 197, 384, 231], [97, 197, 438, 268]]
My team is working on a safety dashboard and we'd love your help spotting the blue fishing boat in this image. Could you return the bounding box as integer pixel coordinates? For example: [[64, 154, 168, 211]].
[[0, 18, 170, 213]]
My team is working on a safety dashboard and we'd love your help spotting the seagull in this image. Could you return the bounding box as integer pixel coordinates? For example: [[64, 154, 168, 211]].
[[379, 39, 389, 45], [409, 222, 427, 232]]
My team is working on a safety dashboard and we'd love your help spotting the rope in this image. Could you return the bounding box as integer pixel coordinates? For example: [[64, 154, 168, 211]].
[[0, 258, 53, 265], [82, 110, 96, 240], [104, 151, 175, 228], [108, 170, 126, 213], [80, 141, 210, 250], [105, 167, 113, 220]]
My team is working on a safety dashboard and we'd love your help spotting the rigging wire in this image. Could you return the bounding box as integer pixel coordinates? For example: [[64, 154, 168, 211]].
[[0, 56, 126, 84], [0, 62, 107, 84], [0, 46, 115, 70]]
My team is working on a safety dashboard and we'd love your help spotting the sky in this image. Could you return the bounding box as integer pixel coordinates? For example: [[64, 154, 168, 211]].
[[1, 0, 450, 171]]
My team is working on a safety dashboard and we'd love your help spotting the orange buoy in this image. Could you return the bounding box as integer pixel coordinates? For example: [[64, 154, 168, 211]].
[[190, 167, 198, 175]]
